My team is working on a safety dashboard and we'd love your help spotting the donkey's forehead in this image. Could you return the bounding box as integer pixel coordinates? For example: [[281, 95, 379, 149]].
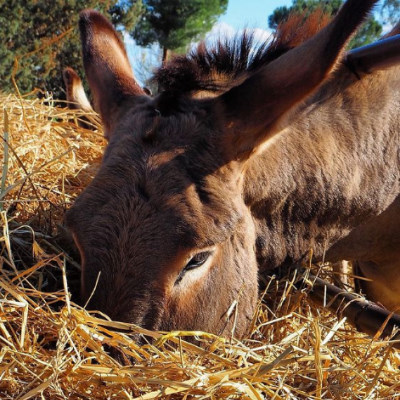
[[68, 131, 242, 249], [66, 96, 243, 248], [102, 99, 222, 181], [113, 96, 209, 145]]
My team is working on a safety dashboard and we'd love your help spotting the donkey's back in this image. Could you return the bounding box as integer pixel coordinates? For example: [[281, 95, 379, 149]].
[[247, 63, 400, 306]]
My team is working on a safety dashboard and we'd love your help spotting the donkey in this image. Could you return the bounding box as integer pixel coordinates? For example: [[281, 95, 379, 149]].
[[65, 0, 400, 338]]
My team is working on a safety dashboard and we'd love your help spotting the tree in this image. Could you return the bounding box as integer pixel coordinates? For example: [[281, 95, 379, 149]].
[[109, 0, 144, 31], [0, 0, 143, 99], [131, 0, 228, 63], [268, 0, 382, 49], [382, 0, 400, 24]]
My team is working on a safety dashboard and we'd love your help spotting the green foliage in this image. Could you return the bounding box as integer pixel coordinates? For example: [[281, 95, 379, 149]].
[[0, 0, 143, 99], [109, 0, 144, 31], [268, 0, 382, 49], [349, 16, 383, 48], [131, 0, 228, 60], [268, 0, 342, 29], [382, 0, 400, 24]]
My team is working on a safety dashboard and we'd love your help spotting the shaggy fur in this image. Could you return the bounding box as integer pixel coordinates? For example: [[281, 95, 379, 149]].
[[153, 10, 331, 95]]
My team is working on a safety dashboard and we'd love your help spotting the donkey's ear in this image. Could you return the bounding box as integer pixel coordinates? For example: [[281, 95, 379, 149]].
[[63, 67, 93, 112], [79, 10, 145, 138], [219, 0, 378, 160]]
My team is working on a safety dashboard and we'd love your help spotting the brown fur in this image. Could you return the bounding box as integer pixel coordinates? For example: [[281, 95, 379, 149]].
[[79, 9, 145, 137], [66, 0, 400, 337], [63, 67, 93, 113]]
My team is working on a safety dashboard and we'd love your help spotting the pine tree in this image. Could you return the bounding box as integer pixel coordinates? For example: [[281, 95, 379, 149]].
[[0, 1, 143, 98], [131, 0, 228, 63]]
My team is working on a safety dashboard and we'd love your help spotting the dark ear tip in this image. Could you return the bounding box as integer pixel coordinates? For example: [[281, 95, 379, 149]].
[[79, 9, 102, 36], [63, 67, 73, 80], [63, 67, 80, 85], [79, 9, 101, 23], [79, 9, 119, 48], [79, 9, 113, 30]]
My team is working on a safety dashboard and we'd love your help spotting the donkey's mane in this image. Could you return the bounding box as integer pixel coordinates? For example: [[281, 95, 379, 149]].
[[153, 9, 331, 96]]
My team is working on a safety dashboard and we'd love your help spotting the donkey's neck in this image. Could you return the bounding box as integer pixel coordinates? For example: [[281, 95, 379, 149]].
[[244, 66, 400, 272]]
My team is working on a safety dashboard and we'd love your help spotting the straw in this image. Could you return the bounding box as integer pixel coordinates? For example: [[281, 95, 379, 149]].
[[0, 93, 399, 399]]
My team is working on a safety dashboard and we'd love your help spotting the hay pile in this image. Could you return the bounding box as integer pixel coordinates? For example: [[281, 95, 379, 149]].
[[0, 93, 399, 400]]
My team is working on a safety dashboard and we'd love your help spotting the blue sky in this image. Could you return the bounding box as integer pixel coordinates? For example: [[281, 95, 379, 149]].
[[220, 0, 292, 30]]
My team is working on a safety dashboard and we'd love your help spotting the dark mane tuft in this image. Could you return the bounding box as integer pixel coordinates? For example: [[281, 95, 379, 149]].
[[153, 9, 331, 96]]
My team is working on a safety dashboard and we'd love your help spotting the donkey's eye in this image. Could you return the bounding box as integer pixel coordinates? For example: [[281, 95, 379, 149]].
[[184, 251, 211, 271], [175, 251, 213, 285]]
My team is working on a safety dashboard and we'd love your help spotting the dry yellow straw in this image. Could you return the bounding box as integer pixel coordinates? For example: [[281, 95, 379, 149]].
[[0, 93, 399, 399]]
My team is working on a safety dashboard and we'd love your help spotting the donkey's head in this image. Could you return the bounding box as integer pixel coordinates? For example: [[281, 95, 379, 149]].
[[66, 0, 377, 336]]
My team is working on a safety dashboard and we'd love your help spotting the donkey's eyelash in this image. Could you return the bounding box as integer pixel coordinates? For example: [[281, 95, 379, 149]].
[[174, 250, 214, 285], [185, 251, 212, 270]]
